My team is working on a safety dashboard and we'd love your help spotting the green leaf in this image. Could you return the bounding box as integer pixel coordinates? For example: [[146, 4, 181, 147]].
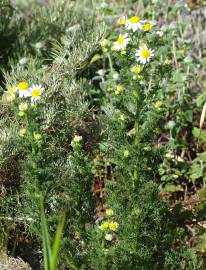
[[90, 54, 102, 63], [172, 71, 186, 83], [160, 184, 183, 193], [189, 162, 203, 181], [51, 213, 65, 270], [192, 127, 206, 144], [184, 110, 193, 123], [40, 197, 52, 270], [196, 92, 206, 107]]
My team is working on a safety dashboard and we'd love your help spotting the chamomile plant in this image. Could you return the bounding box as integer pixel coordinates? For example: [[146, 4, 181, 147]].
[[87, 14, 200, 269]]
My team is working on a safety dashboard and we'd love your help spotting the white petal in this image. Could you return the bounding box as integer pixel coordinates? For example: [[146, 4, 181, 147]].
[[19, 90, 31, 98]]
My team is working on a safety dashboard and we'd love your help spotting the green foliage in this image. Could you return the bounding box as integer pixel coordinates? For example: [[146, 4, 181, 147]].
[[0, 0, 205, 269], [164, 248, 200, 270], [40, 198, 65, 270]]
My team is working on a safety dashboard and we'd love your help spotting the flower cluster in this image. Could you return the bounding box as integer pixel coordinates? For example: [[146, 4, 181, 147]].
[[2, 81, 44, 104], [0, 81, 44, 140], [99, 209, 119, 241], [113, 15, 155, 65]]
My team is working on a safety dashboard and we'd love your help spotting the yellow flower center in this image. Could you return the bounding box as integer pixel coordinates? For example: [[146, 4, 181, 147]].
[[129, 16, 140, 24], [117, 36, 124, 45], [106, 209, 113, 216], [119, 17, 126, 25], [109, 222, 118, 231], [143, 22, 151, 31], [18, 82, 29, 90], [100, 221, 109, 230], [32, 89, 41, 97], [155, 101, 162, 108], [164, 59, 172, 65], [141, 49, 151, 59]]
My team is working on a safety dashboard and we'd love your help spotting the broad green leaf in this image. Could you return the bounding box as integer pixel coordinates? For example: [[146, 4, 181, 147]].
[[192, 127, 206, 144], [196, 92, 206, 107], [184, 110, 193, 123]]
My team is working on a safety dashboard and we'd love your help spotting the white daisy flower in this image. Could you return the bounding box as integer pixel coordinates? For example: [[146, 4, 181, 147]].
[[17, 82, 30, 98], [29, 84, 44, 103], [136, 45, 154, 64], [113, 34, 130, 51], [126, 16, 142, 32]]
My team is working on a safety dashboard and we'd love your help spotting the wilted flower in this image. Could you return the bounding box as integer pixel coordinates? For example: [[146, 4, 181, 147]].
[[19, 128, 26, 137], [105, 233, 113, 241], [1, 92, 16, 103], [156, 30, 163, 37], [19, 102, 28, 111]]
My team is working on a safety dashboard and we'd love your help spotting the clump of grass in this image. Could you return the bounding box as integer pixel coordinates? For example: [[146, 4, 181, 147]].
[[40, 197, 65, 270]]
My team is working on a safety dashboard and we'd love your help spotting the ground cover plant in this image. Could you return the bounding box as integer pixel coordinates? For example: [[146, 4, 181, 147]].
[[1, 0, 206, 269]]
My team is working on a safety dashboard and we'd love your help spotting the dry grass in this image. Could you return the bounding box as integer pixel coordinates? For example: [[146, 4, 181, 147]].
[[0, 255, 32, 270]]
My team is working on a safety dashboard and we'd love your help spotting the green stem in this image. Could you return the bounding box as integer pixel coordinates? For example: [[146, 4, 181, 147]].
[[106, 52, 113, 73], [133, 89, 141, 186]]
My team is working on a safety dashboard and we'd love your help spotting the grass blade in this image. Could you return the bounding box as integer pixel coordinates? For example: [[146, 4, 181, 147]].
[[40, 198, 52, 270], [50, 213, 65, 270]]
